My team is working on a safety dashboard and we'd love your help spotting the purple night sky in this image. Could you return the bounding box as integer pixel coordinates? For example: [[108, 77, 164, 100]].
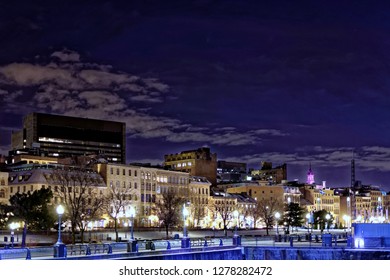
[[1, 0, 390, 190]]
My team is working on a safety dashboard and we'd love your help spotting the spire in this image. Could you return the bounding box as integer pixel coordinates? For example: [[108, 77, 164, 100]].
[[307, 163, 315, 184]]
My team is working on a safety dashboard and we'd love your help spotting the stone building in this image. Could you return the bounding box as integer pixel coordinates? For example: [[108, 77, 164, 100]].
[[164, 147, 217, 185]]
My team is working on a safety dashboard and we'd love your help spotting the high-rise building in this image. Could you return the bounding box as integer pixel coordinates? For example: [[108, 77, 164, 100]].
[[11, 112, 126, 163], [164, 147, 217, 185]]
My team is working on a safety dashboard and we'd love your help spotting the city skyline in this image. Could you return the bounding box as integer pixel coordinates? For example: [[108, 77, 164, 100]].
[[1, 1, 390, 190]]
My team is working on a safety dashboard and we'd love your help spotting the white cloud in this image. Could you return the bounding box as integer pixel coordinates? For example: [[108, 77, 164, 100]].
[[0, 63, 83, 89], [78, 69, 132, 88], [252, 129, 288, 136], [51, 49, 80, 62], [130, 94, 163, 103], [144, 78, 169, 92]]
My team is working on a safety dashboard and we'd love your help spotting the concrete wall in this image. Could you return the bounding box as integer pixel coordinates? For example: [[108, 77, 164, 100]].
[[244, 247, 390, 260], [353, 223, 390, 248]]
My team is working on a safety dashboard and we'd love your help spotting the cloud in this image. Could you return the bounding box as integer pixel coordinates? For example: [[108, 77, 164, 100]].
[[130, 94, 163, 103], [252, 129, 288, 136], [51, 49, 80, 62], [0, 49, 287, 148]]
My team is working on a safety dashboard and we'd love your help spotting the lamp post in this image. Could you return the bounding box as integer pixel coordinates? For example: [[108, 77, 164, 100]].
[[129, 206, 135, 241], [56, 205, 65, 244], [232, 210, 241, 246], [233, 210, 239, 237], [127, 205, 137, 252], [275, 212, 281, 235], [9, 222, 17, 248], [54, 205, 65, 258], [183, 204, 189, 238], [306, 213, 310, 233], [343, 215, 347, 232], [181, 204, 190, 248], [325, 213, 331, 233]]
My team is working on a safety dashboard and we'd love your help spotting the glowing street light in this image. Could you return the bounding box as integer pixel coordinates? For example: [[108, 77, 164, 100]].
[[306, 213, 311, 233], [343, 215, 350, 232], [275, 212, 281, 235], [325, 213, 331, 233], [183, 204, 189, 238], [181, 204, 190, 248], [9, 222, 19, 248], [129, 206, 136, 241], [233, 210, 239, 237], [54, 204, 66, 258], [56, 205, 65, 244]]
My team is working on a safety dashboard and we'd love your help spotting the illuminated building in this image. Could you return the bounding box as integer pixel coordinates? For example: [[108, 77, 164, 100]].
[[250, 162, 287, 184], [164, 147, 217, 185], [188, 176, 211, 228], [0, 171, 8, 204]]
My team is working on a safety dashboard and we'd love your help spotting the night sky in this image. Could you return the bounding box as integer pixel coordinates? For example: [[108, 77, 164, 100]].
[[1, 0, 390, 190]]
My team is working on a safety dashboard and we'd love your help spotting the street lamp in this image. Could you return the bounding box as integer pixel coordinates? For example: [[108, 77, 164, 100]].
[[306, 213, 310, 233], [233, 210, 239, 237], [56, 205, 65, 244], [129, 205, 136, 241], [343, 215, 349, 232], [183, 204, 189, 238], [325, 213, 331, 233], [275, 212, 281, 235], [9, 222, 18, 248], [181, 204, 190, 248], [54, 204, 65, 258]]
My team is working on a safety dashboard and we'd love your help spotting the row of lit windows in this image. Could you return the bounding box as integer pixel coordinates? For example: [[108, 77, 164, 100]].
[[175, 162, 192, 168], [9, 185, 34, 194], [40, 143, 122, 155], [190, 197, 208, 204], [110, 181, 138, 190], [157, 176, 188, 184], [110, 168, 138, 177], [321, 199, 334, 205], [39, 137, 121, 148], [214, 200, 236, 205], [191, 188, 209, 195]]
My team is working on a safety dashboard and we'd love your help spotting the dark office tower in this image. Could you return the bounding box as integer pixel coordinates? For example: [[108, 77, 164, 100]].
[[11, 113, 126, 163]]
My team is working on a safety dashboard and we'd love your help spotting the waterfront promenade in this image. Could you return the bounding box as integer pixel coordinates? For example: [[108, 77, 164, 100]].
[[0, 228, 352, 260]]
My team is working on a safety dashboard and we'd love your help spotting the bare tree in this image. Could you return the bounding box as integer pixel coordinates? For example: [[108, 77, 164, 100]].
[[52, 166, 106, 243], [210, 189, 236, 236], [188, 191, 203, 228], [253, 198, 283, 235], [105, 180, 135, 242], [153, 188, 185, 239]]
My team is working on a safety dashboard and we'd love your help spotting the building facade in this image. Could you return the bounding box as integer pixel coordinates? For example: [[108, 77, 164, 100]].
[[164, 147, 217, 185], [250, 162, 287, 184]]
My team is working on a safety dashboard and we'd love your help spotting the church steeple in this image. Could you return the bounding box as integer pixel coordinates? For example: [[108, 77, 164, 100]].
[[307, 163, 315, 184]]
